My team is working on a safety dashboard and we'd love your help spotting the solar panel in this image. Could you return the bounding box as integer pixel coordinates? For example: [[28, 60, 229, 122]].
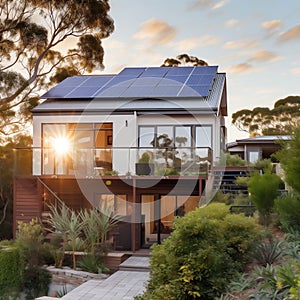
[[61, 76, 89, 86], [104, 76, 135, 87], [140, 67, 169, 77], [188, 85, 211, 96], [118, 67, 146, 77], [42, 66, 218, 99], [163, 75, 188, 84], [150, 85, 182, 97], [192, 66, 218, 75], [95, 85, 129, 97], [166, 66, 194, 76], [42, 86, 76, 98], [66, 86, 102, 98], [80, 76, 113, 86], [131, 77, 161, 86], [121, 86, 154, 97]]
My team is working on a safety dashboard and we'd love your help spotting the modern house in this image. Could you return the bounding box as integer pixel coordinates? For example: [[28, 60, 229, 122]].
[[226, 135, 290, 163], [14, 66, 228, 251], [214, 135, 290, 196]]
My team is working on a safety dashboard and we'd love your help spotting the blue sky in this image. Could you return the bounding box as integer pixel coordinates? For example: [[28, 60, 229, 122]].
[[101, 0, 300, 142]]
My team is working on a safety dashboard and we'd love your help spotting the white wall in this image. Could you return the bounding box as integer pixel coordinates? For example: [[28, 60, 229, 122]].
[[32, 111, 223, 175], [32, 113, 137, 175]]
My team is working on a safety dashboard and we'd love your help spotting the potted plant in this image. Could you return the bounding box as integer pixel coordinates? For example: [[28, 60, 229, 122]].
[[135, 152, 154, 175]]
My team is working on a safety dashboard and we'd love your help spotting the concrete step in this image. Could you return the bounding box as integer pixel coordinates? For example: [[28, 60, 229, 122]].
[[119, 256, 150, 272]]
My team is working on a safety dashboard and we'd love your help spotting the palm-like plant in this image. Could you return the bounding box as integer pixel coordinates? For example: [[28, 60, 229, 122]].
[[47, 202, 71, 267], [68, 211, 84, 269]]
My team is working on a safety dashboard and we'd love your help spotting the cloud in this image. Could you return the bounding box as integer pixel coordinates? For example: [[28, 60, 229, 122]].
[[248, 50, 282, 62], [176, 35, 220, 51], [133, 18, 176, 46], [291, 67, 300, 74], [279, 24, 300, 42], [189, 0, 229, 10], [212, 0, 229, 10], [223, 39, 258, 50], [262, 20, 282, 31], [225, 19, 239, 27], [228, 63, 254, 74]]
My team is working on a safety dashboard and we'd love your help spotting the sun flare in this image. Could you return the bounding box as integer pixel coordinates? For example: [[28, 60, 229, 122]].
[[52, 136, 70, 155]]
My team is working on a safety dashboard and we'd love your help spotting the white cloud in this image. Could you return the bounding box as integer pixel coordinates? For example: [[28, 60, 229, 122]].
[[223, 39, 258, 50], [176, 35, 220, 51], [248, 50, 282, 63], [189, 0, 230, 10], [225, 19, 239, 27], [133, 18, 176, 46], [291, 67, 300, 74], [279, 24, 300, 42], [228, 63, 255, 74]]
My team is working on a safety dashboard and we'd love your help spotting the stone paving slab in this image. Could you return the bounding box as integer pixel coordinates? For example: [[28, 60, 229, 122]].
[[61, 270, 149, 300]]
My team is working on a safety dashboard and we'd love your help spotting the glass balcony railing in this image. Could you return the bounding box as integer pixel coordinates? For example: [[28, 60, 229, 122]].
[[14, 147, 213, 177]]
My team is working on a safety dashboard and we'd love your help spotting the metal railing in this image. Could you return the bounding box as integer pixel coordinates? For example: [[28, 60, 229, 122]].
[[14, 146, 213, 177]]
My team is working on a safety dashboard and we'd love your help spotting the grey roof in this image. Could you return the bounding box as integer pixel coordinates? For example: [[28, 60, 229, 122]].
[[33, 66, 227, 115], [227, 135, 291, 148]]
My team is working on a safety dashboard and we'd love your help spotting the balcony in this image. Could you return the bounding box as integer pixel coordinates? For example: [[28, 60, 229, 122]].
[[14, 146, 213, 178]]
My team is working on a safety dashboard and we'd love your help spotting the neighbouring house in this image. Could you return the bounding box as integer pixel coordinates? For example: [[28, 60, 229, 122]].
[[215, 135, 290, 196], [226, 135, 290, 164], [14, 66, 228, 251]]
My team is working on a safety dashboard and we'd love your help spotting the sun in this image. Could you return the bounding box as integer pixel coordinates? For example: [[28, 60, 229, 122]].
[[52, 135, 71, 155]]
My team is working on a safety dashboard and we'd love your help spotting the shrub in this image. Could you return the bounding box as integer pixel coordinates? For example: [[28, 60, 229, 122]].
[[140, 203, 261, 299], [22, 266, 52, 299], [275, 195, 300, 231], [0, 245, 23, 298], [248, 172, 281, 225], [16, 219, 46, 267]]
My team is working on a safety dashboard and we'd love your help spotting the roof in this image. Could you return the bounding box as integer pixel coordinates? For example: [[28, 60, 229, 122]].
[[227, 135, 290, 149], [33, 66, 227, 115]]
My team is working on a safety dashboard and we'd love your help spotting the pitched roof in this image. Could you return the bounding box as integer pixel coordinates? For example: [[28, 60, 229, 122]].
[[33, 66, 227, 115]]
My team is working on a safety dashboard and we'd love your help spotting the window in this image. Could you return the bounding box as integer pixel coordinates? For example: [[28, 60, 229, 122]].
[[42, 123, 112, 175], [195, 126, 212, 147], [99, 194, 128, 216], [139, 125, 212, 148]]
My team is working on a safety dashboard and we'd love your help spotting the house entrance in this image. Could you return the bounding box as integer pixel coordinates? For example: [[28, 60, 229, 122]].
[[140, 194, 199, 248]]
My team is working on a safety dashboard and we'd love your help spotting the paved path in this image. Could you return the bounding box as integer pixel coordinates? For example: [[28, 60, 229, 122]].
[[53, 256, 150, 300]]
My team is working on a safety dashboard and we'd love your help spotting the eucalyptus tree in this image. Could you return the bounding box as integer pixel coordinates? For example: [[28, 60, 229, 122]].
[[0, 0, 114, 142], [232, 96, 300, 136], [161, 53, 208, 67]]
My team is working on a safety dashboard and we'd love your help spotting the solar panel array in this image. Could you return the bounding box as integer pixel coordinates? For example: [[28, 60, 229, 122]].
[[42, 66, 218, 99]]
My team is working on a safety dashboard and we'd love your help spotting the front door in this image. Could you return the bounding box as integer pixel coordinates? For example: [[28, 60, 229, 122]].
[[140, 194, 199, 248]]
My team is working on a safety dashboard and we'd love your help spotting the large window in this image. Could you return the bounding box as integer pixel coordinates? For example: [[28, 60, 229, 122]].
[[98, 194, 129, 216], [138, 125, 212, 148], [138, 125, 212, 173], [42, 123, 112, 175]]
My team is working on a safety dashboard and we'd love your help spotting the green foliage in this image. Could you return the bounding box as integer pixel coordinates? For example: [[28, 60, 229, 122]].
[[248, 172, 281, 225], [22, 266, 52, 300], [138, 152, 151, 163], [254, 159, 273, 173], [0, 135, 32, 240], [80, 207, 118, 256], [211, 190, 232, 204], [16, 218, 47, 267], [232, 95, 300, 136], [225, 153, 248, 166], [161, 54, 208, 67], [275, 125, 300, 194], [0, 245, 23, 297], [140, 203, 261, 299], [77, 254, 108, 274], [275, 195, 300, 231], [0, 0, 114, 141], [253, 238, 284, 266]]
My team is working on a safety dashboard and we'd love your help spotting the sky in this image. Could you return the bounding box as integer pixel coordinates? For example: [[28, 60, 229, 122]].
[[99, 0, 300, 142]]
